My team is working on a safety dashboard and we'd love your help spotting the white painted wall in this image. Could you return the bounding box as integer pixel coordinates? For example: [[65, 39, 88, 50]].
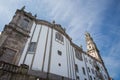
[[74, 51, 89, 80], [85, 55, 95, 80], [97, 62, 109, 80], [18, 21, 109, 80], [65, 39, 76, 79], [24, 54, 33, 67], [43, 27, 52, 72], [31, 24, 41, 42], [32, 25, 48, 70], [70, 46, 76, 79], [50, 29, 68, 77]]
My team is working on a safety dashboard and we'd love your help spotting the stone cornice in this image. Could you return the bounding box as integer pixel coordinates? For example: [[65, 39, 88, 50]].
[[6, 24, 30, 37], [16, 9, 36, 20], [36, 19, 72, 41], [16, 9, 73, 42]]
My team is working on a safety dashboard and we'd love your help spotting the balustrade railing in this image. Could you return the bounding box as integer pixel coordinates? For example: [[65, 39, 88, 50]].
[[0, 61, 29, 74]]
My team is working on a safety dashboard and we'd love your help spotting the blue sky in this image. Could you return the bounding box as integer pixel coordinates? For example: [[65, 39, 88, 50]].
[[0, 0, 120, 79]]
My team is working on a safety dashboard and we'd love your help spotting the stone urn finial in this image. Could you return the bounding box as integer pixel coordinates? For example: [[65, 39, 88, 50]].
[[21, 6, 25, 11]]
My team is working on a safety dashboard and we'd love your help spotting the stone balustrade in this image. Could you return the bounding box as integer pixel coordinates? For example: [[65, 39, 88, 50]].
[[0, 61, 29, 74]]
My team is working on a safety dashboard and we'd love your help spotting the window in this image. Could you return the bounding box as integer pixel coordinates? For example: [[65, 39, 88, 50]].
[[20, 18, 29, 29], [15, 33, 23, 40], [91, 69, 94, 74], [76, 76, 79, 80], [58, 63, 61, 66], [55, 32, 64, 43], [82, 67, 86, 75], [75, 64, 79, 72], [95, 65, 100, 71], [75, 49, 83, 61], [89, 46, 91, 49], [28, 42, 36, 53], [89, 60, 92, 64], [88, 67, 90, 72], [90, 76, 92, 80], [1, 48, 16, 63], [104, 75, 107, 79], [84, 78, 87, 80], [58, 50, 62, 55]]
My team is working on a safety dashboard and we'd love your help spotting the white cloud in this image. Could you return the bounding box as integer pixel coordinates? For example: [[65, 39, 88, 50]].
[[103, 41, 120, 79], [103, 56, 120, 78]]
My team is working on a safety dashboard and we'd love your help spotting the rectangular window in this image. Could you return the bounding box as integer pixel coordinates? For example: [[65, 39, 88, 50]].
[[58, 50, 62, 55], [88, 67, 90, 72], [91, 69, 94, 74], [28, 42, 36, 53], [1, 48, 16, 63], [75, 64, 79, 72], [89, 60, 92, 64], [84, 78, 87, 80], [20, 19, 29, 30], [82, 67, 86, 75], [90, 76, 92, 80], [104, 75, 107, 79], [55, 32, 64, 43], [75, 49, 83, 61], [76, 76, 80, 80]]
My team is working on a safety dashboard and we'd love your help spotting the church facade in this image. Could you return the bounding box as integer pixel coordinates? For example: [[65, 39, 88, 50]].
[[0, 7, 110, 80]]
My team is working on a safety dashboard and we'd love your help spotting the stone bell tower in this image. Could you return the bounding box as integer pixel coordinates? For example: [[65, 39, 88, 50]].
[[85, 32, 102, 62], [0, 6, 35, 65]]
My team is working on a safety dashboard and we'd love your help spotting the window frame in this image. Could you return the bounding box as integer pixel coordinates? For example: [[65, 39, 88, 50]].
[[58, 50, 62, 56], [55, 32, 64, 44], [28, 42, 36, 54], [91, 68, 94, 74], [75, 64, 79, 72], [76, 76, 80, 80], [82, 67, 86, 75], [88, 67, 90, 72], [75, 49, 83, 61], [20, 18, 30, 30], [90, 76, 92, 80]]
